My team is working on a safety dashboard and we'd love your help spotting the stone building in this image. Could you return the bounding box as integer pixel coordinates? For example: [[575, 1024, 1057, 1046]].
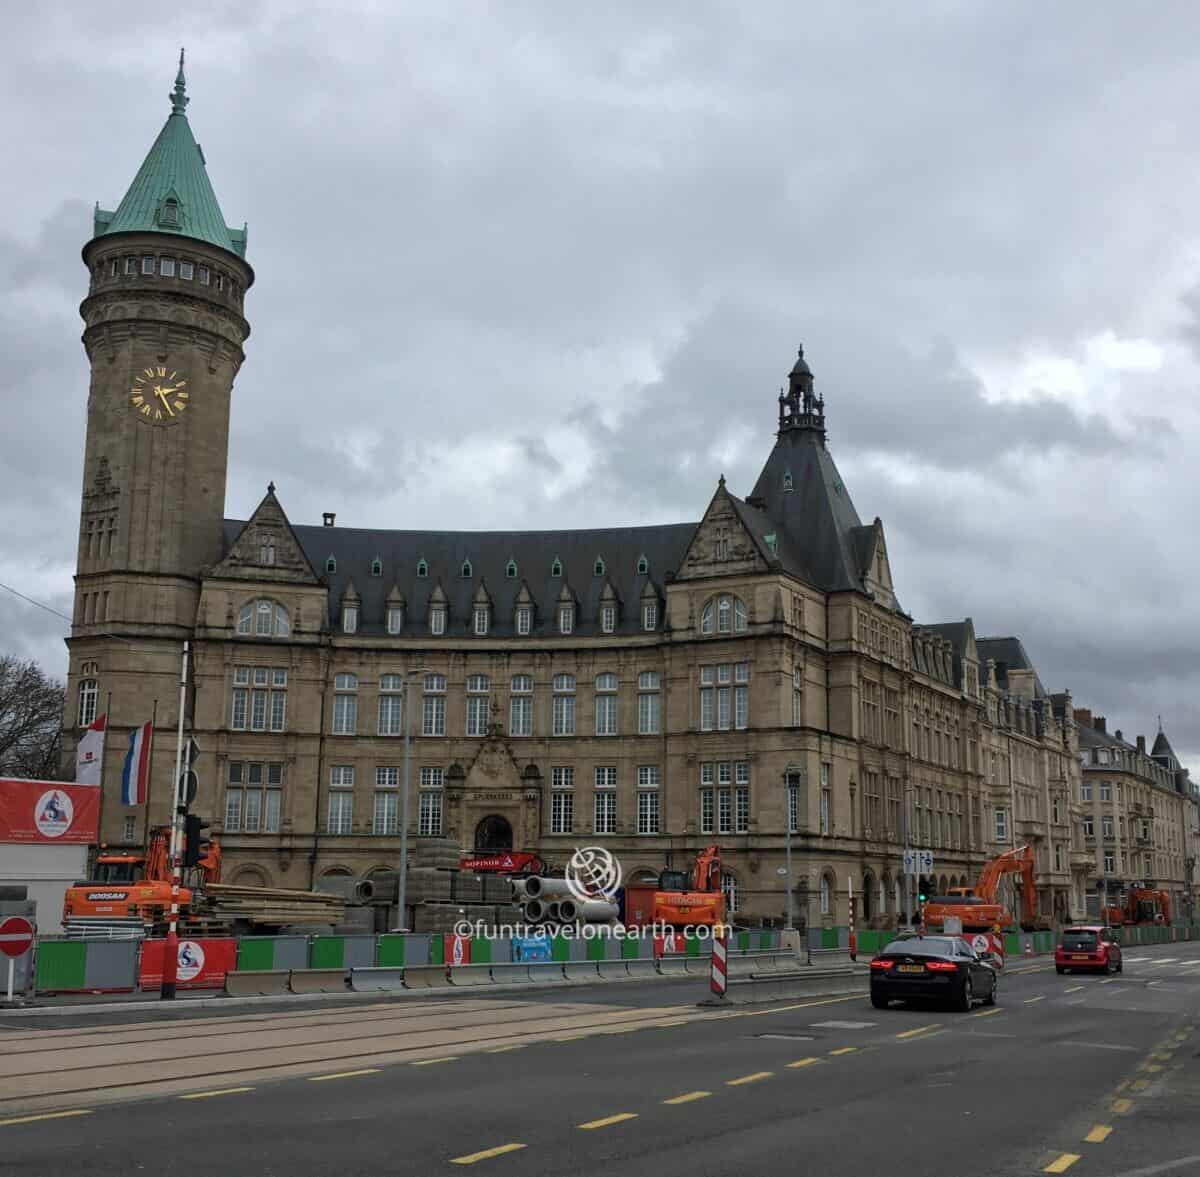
[[62, 64, 1193, 930]]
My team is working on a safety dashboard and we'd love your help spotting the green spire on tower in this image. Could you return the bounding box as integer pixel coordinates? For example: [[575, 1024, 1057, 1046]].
[[93, 50, 247, 258]]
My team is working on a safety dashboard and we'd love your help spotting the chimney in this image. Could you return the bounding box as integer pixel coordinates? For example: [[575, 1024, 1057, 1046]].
[[1114, 729, 1123, 743], [323, 512, 336, 527], [1137, 735, 1146, 754], [1094, 716, 1106, 734], [1074, 707, 1092, 728]]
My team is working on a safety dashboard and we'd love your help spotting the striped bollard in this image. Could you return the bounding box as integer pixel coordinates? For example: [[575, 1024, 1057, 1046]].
[[710, 932, 728, 997]]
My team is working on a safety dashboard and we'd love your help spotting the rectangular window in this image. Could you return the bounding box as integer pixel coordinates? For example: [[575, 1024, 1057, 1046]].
[[558, 605, 573, 634], [142, 255, 155, 274], [465, 695, 488, 737], [595, 694, 618, 736], [379, 694, 403, 736], [419, 790, 442, 837], [594, 791, 617, 834], [642, 601, 657, 630], [333, 692, 358, 735], [734, 684, 748, 730], [1100, 783, 1111, 802], [231, 687, 248, 729], [718, 787, 732, 835], [601, 604, 616, 633], [735, 785, 749, 834], [420, 766, 444, 790], [509, 694, 532, 737], [717, 686, 731, 730], [160, 257, 175, 277], [376, 766, 399, 788], [637, 789, 660, 834], [1102, 816, 1114, 838], [638, 690, 660, 734], [700, 787, 714, 834], [595, 766, 617, 789], [327, 791, 353, 835], [788, 778, 799, 833], [1104, 852, 1115, 874], [551, 791, 574, 834], [552, 692, 576, 736], [994, 807, 1009, 843], [179, 260, 194, 280], [423, 676, 446, 736], [552, 766, 574, 789], [373, 791, 398, 835], [387, 607, 403, 634], [1081, 781, 1092, 802], [198, 265, 210, 285], [474, 606, 489, 635], [342, 606, 358, 635], [125, 256, 137, 275], [430, 606, 446, 636], [516, 606, 531, 636]]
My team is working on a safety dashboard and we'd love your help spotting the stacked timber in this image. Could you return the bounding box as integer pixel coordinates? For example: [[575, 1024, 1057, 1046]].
[[202, 883, 345, 928]]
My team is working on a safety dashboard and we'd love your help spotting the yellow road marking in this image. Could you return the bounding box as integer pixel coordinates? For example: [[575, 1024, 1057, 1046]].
[[972, 1007, 1004, 1018], [1099, 978, 1117, 985], [179, 1086, 254, 1100], [1065, 985, 1085, 993], [1043, 1153, 1081, 1173], [1151, 1051, 1173, 1061], [663, 1091, 711, 1105], [1140, 1063, 1162, 1074], [735, 994, 862, 1018], [413, 1056, 459, 1066], [554, 1034, 587, 1042], [308, 1068, 380, 1082], [829, 1046, 857, 1056], [1024, 995, 1046, 1004], [0, 1109, 92, 1128], [1131, 1079, 1150, 1092], [486, 1045, 526, 1054], [1085, 1125, 1112, 1143], [1112, 1098, 1133, 1115], [787, 1057, 820, 1068], [451, 1143, 527, 1165], [578, 1113, 638, 1130], [896, 1023, 942, 1039], [726, 1071, 773, 1085]]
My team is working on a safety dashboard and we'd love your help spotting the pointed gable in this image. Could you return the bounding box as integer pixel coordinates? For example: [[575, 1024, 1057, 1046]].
[[213, 485, 320, 584], [676, 477, 772, 582], [855, 517, 899, 611]]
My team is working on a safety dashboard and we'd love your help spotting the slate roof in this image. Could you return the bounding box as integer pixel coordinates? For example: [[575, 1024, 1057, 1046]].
[[918, 620, 974, 688], [976, 636, 1046, 698], [746, 427, 870, 595], [221, 519, 695, 637], [1151, 729, 1180, 768], [93, 54, 247, 259]]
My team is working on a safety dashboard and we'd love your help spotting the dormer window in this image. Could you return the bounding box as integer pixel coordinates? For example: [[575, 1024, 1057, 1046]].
[[416, 558, 428, 578], [325, 556, 336, 574], [551, 557, 563, 577], [506, 559, 518, 579], [370, 557, 383, 577], [461, 559, 473, 578], [558, 603, 574, 635], [593, 557, 606, 576], [387, 606, 404, 634], [601, 604, 616, 634], [259, 540, 276, 565], [516, 605, 532, 635], [782, 469, 793, 491], [642, 601, 658, 631], [764, 532, 778, 556], [474, 605, 490, 635], [159, 198, 180, 227], [342, 605, 358, 635], [429, 604, 446, 635], [636, 555, 649, 575]]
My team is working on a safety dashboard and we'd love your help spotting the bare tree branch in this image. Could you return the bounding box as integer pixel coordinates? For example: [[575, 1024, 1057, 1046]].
[[0, 654, 66, 780]]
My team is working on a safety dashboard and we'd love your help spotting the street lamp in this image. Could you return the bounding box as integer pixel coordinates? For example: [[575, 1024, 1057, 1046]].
[[396, 667, 427, 933]]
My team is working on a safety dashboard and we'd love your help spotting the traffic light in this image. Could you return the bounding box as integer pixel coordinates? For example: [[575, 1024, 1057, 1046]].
[[918, 878, 929, 905], [183, 815, 210, 868]]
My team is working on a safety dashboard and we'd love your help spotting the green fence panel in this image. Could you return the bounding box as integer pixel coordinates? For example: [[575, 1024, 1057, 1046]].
[[620, 935, 639, 959], [34, 941, 87, 991], [858, 931, 879, 955], [309, 938, 345, 970], [470, 937, 493, 965], [1003, 933, 1020, 956], [586, 935, 606, 961], [376, 935, 405, 967], [757, 930, 776, 950], [821, 927, 839, 949], [737, 931, 751, 952], [550, 934, 570, 962], [685, 935, 702, 957], [236, 939, 275, 971]]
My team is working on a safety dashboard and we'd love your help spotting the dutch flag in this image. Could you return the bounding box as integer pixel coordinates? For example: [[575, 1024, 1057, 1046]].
[[121, 722, 153, 806]]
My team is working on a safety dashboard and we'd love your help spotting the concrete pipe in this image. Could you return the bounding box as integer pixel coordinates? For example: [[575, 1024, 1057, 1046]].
[[579, 900, 619, 922], [546, 902, 562, 922], [355, 879, 376, 902], [523, 876, 573, 899], [510, 878, 531, 901], [557, 898, 579, 922], [524, 899, 550, 922]]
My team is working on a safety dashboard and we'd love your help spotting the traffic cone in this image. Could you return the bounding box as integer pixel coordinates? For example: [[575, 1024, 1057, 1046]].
[[1024, 940, 1032, 958]]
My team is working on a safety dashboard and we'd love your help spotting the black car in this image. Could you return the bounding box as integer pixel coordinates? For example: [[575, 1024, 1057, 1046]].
[[870, 935, 998, 1011]]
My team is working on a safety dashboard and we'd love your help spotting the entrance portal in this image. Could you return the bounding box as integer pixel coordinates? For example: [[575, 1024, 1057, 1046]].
[[474, 814, 514, 851]]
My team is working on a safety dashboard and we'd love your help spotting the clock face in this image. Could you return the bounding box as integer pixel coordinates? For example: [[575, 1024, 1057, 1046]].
[[129, 367, 189, 423]]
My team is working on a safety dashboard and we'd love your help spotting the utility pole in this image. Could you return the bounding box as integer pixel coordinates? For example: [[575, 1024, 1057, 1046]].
[[161, 641, 189, 1000], [396, 667, 426, 933]]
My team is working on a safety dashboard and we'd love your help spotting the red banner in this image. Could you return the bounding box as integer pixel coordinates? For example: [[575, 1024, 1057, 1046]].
[[0, 778, 100, 844], [138, 938, 238, 991], [458, 852, 542, 874], [444, 934, 471, 966]]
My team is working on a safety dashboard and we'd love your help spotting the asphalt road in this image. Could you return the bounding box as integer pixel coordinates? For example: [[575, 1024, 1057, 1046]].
[[2, 939, 1199, 1177]]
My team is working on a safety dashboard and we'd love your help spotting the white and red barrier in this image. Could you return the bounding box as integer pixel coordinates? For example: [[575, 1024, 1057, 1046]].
[[710, 933, 728, 996]]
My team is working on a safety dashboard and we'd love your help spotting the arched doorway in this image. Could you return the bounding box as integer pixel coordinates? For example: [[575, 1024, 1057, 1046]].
[[474, 814, 513, 851], [861, 871, 875, 921]]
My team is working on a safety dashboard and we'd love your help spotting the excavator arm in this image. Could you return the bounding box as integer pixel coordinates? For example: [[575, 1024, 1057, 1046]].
[[691, 845, 722, 892]]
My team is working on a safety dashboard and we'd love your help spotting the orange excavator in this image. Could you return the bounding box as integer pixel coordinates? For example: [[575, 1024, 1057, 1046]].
[[621, 846, 726, 929], [1103, 888, 1170, 927], [62, 825, 222, 935], [922, 845, 1041, 932]]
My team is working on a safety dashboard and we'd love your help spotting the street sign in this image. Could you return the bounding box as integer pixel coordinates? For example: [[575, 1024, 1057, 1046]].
[[0, 916, 33, 959], [903, 850, 935, 876], [179, 769, 198, 806], [0, 916, 34, 1003]]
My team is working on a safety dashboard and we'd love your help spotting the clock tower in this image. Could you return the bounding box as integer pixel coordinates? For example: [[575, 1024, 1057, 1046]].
[[67, 54, 252, 837]]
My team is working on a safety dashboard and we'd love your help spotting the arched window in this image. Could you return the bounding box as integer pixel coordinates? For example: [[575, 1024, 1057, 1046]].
[[701, 594, 748, 636], [722, 872, 739, 914], [416, 558, 428, 578], [78, 678, 98, 727], [551, 557, 563, 577], [734, 598, 747, 631], [461, 559, 473, 578], [593, 557, 605, 576], [325, 555, 336, 574], [332, 673, 358, 735], [370, 556, 383, 577], [701, 600, 714, 635], [506, 559, 518, 579], [862, 871, 875, 921], [237, 599, 290, 637], [636, 554, 649, 575], [820, 872, 833, 916]]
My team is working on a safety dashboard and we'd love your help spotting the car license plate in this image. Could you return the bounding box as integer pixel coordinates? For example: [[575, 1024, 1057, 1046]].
[[1071, 955, 1088, 961], [897, 964, 923, 974]]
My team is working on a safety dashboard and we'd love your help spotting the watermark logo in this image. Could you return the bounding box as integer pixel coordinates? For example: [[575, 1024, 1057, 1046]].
[[177, 940, 205, 982], [35, 790, 73, 839], [564, 846, 622, 903]]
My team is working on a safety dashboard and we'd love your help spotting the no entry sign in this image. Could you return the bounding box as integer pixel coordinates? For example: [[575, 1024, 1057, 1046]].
[[0, 917, 33, 959]]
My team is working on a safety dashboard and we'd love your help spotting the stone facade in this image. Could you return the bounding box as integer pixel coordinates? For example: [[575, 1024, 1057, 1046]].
[[61, 69, 1199, 931]]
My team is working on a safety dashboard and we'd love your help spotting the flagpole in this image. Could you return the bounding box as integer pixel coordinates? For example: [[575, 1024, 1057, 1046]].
[[142, 699, 158, 849], [96, 692, 112, 847], [162, 642, 189, 1001]]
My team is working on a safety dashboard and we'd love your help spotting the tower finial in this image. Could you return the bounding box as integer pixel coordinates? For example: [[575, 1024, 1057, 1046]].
[[170, 48, 189, 116]]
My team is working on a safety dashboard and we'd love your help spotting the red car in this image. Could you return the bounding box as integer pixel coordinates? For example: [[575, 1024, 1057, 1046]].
[[1055, 925, 1123, 975]]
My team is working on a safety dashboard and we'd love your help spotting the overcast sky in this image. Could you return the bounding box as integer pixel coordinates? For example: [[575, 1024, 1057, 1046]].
[[2, 3, 1198, 771]]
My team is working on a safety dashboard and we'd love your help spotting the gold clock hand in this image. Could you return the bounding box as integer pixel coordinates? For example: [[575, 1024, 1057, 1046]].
[[155, 387, 175, 417]]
